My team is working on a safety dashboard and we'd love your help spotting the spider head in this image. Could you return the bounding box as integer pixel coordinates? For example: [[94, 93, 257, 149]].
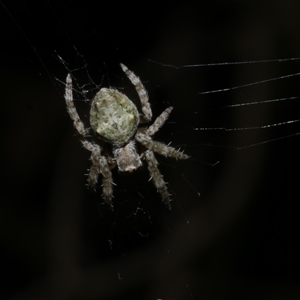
[[113, 141, 142, 173]]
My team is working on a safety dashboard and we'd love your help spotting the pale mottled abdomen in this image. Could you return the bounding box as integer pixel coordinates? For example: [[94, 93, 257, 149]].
[[90, 88, 140, 146]]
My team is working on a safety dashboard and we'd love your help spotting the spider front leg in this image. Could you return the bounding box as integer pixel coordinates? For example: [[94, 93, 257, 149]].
[[144, 150, 171, 211], [82, 141, 114, 210], [120, 63, 152, 122]]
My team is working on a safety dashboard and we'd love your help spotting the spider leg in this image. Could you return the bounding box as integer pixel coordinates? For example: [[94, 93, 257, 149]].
[[144, 150, 171, 211], [136, 132, 189, 160], [147, 106, 173, 136], [120, 63, 152, 122], [81, 140, 114, 210], [65, 73, 89, 137]]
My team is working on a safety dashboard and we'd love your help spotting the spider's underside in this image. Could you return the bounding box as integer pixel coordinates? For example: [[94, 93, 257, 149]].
[[64, 63, 189, 210]]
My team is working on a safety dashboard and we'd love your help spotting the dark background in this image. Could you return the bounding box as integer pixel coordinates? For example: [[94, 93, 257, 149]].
[[1, 1, 300, 299]]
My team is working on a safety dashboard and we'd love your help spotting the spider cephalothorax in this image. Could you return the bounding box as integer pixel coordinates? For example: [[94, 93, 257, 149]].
[[65, 63, 189, 210]]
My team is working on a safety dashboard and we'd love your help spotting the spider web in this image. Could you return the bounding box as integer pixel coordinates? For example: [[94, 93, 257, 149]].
[[1, 1, 300, 299]]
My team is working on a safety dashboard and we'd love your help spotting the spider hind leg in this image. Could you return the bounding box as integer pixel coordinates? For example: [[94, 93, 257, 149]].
[[120, 63, 152, 122]]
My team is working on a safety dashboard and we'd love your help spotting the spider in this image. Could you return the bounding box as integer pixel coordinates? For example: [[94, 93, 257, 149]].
[[64, 63, 189, 210]]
